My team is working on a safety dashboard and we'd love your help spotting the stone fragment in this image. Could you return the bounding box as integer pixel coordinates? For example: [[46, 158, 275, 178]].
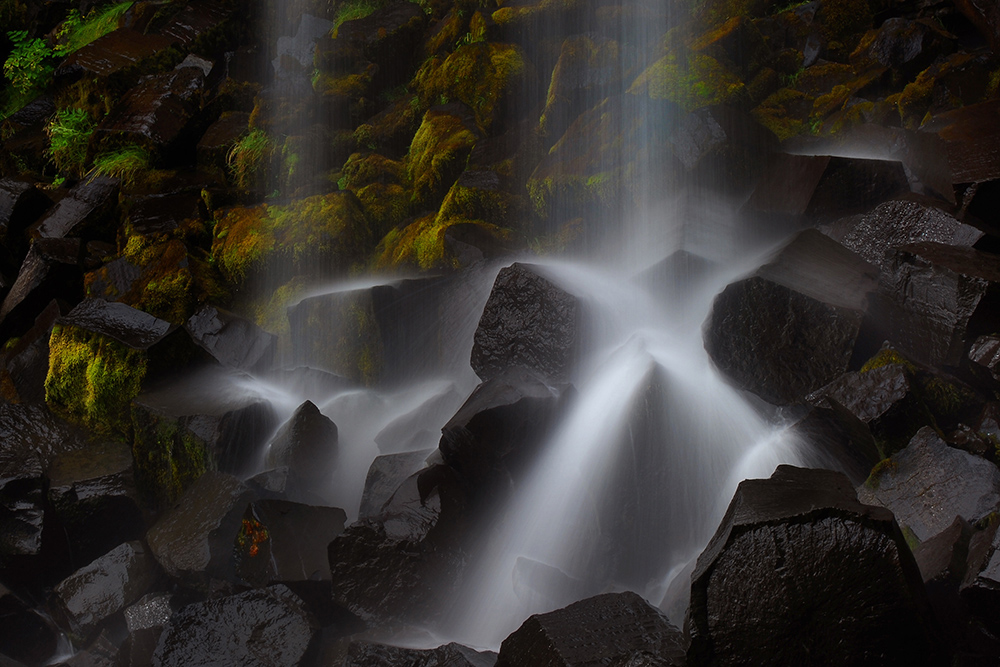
[[496, 591, 686, 667], [858, 427, 1000, 542], [55, 29, 174, 79], [0, 238, 81, 340], [54, 541, 159, 637], [152, 585, 315, 666], [874, 242, 1000, 369], [29, 177, 119, 241], [0, 179, 51, 274], [185, 305, 276, 373], [704, 229, 877, 405], [359, 450, 432, 518], [266, 401, 338, 496], [59, 298, 176, 350], [122, 593, 175, 667], [0, 299, 62, 404], [472, 263, 581, 383], [688, 466, 943, 665], [146, 472, 253, 586]]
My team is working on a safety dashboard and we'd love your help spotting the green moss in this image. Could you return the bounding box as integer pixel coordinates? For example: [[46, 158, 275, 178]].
[[412, 41, 526, 130], [491, 0, 580, 28], [45, 324, 146, 437], [817, 0, 872, 52], [332, 0, 384, 31], [227, 128, 272, 190], [863, 457, 897, 490], [210, 205, 273, 283], [406, 108, 480, 207], [341, 152, 405, 189], [131, 409, 210, 509], [45, 108, 95, 178], [357, 182, 410, 236], [89, 144, 150, 186], [860, 347, 916, 374], [751, 87, 814, 141], [628, 49, 746, 111], [374, 210, 513, 270], [54, 2, 133, 56]]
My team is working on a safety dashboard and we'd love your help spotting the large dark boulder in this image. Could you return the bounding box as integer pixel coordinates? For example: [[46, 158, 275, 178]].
[[704, 229, 878, 405], [857, 427, 1000, 542], [439, 365, 572, 504], [55, 29, 174, 79], [0, 238, 82, 340], [873, 242, 1000, 369], [921, 100, 1000, 184], [151, 585, 316, 667], [359, 450, 432, 519], [0, 583, 60, 665], [0, 299, 62, 404], [472, 263, 582, 383], [687, 465, 944, 666], [53, 541, 160, 639], [344, 641, 496, 667], [28, 177, 119, 242], [0, 179, 51, 275], [184, 305, 276, 373], [495, 591, 686, 667], [265, 401, 338, 497]]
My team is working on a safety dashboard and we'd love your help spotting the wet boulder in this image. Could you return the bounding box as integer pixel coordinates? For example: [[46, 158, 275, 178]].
[[0, 299, 62, 404], [440, 366, 572, 503], [28, 177, 119, 242], [54, 541, 160, 639], [539, 34, 623, 142], [472, 263, 582, 383], [196, 111, 250, 170], [687, 465, 944, 666], [318, 1, 424, 72], [327, 464, 468, 623], [122, 593, 175, 667], [185, 305, 276, 373], [874, 242, 1000, 369], [151, 585, 316, 667], [921, 100, 1000, 185], [55, 29, 174, 79], [145, 472, 254, 587], [833, 199, 983, 270], [495, 591, 686, 667], [359, 450, 432, 518], [704, 229, 878, 405], [344, 641, 497, 667], [123, 191, 205, 237], [47, 440, 145, 570], [235, 499, 346, 586], [0, 238, 82, 340], [789, 404, 881, 485], [969, 334, 1000, 387], [131, 368, 276, 507], [374, 385, 463, 454], [858, 427, 1000, 543], [851, 17, 953, 77], [0, 583, 60, 665], [0, 179, 51, 274], [159, 0, 232, 47], [266, 401, 338, 497]]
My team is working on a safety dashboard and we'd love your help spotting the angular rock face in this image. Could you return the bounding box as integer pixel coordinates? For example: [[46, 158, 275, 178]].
[[922, 99, 1000, 184], [496, 591, 686, 667], [359, 450, 432, 518], [0, 238, 82, 340], [59, 298, 176, 351], [704, 229, 878, 405], [0, 298, 62, 404], [874, 242, 1000, 369], [123, 593, 176, 667], [185, 305, 276, 372], [857, 427, 1000, 542], [55, 29, 174, 79], [146, 472, 253, 586], [344, 641, 497, 667], [440, 366, 571, 503], [29, 177, 119, 241], [152, 585, 316, 667], [54, 541, 159, 638], [266, 401, 338, 495], [0, 583, 59, 665], [0, 178, 50, 274], [472, 263, 581, 383], [687, 466, 944, 666]]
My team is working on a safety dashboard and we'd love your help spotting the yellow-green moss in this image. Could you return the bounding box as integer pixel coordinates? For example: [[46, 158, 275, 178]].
[[860, 347, 916, 374], [436, 178, 517, 227], [412, 41, 526, 130], [210, 205, 273, 283], [751, 87, 814, 141], [540, 35, 620, 137], [491, 0, 580, 28], [44, 324, 147, 437], [628, 49, 746, 111], [863, 456, 897, 490], [817, 0, 872, 51], [341, 152, 405, 189], [374, 210, 513, 270], [131, 409, 210, 509], [423, 10, 468, 56], [357, 182, 410, 235], [406, 108, 480, 207]]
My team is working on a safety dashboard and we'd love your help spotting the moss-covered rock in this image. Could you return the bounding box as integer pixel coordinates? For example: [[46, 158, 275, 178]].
[[628, 47, 746, 111], [751, 87, 815, 141], [896, 53, 996, 129], [412, 41, 527, 131], [44, 323, 147, 437], [374, 211, 514, 271], [816, 0, 873, 57], [690, 15, 768, 79], [405, 104, 482, 209], [539, 34, 622, 140], [130, 405, 209, 509], [352, 93, 424, 157], [210, 192, 370, 286]]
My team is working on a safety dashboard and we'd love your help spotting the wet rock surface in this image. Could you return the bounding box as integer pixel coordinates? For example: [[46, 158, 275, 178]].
[[687, 465, 944, 666], [29, 177, 119, 242], [359, 449, 432, 518], [496, 591, 686, 667], [345, 641, 497, 667], [59, 298, 175, 351], [0, 238, 82, 340], [265, 400, 338, 496], [184, 305, 276, 372]]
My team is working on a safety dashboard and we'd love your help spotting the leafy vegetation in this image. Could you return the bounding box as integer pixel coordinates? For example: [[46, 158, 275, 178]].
[[333, 0, 382, 31], [54, 2, 133, 56], [226, 128, 271, 189], [45, 108, 95, 176], [3, 30, 53, 94], [90, 145, 150, 185]]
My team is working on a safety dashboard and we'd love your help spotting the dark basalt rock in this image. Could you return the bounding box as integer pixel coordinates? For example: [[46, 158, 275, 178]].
[[60, 298, 176, 351], [196, 111, 250, 170], [806, 361, 930, 457], [317, 1, 425, 72], [185, 305, 276, 373], [472, 263, 581, 383], [159, 0, 232, 46], [344, 641, 497, 667], [0, 403, 85, 560], [873, 242, 1000, 369], [359, 450, 432, 518], [804, 156, 911, 221], [124, 191, 205, 237], [122, 593, 175, 667], [327, 464, 468, 623], [632, 249, 717, 308], [28, 177, 119, 242], [922, 100, 1000, 184], [704, 229, 878, 405], [968, 334, 1000, 386], [539, 34, 623, 143], [440, 366, 572, 503], [374, 385, 463, 454], [93, 67, 205, 158], [858, 427, 1000, 542], [54, 540, 160, 638], [55, 29, 174, 79], [743, 153, 832, 216], [145, 472, 254, 586], [0, 179, 51, 274], [834, 199, 983, 270], [65, 630, 124, 666], [0, 299, 62, 404], [960, 517, 1000, 639], [0, 583, 59, 665], [0, 238, 82, 340], [495, 591, 686, 667], [687, 465, 944, 666], [47, 440, 145, 570], [152, 585, 316, 667], [236, 499, 346, 585], [852, 17, 953, 75], [791, 405, 882, 485], [266, 401, 338, 496]]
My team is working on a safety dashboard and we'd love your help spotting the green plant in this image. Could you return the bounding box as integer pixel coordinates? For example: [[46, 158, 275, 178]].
[[89, 144, 150, 185], [3, 30, 53, 94], [332, 0, 382, 31], [45, 108, 95, 176], [226, 128, 271, 189], [54, 2, 133, 56]]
